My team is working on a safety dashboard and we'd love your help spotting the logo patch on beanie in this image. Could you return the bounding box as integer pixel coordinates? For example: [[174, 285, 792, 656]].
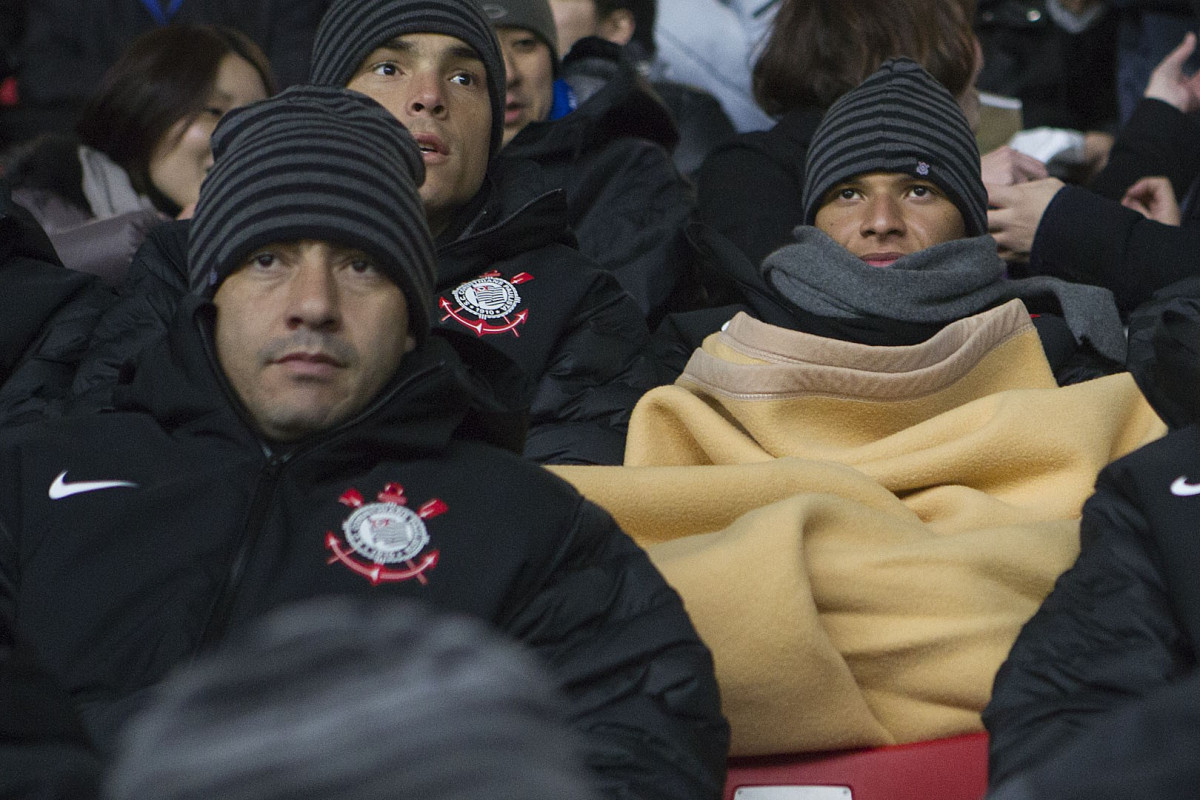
[[325, 483, 445, 585], [916, 161, 930, 176], [440, 271, 532, 337]]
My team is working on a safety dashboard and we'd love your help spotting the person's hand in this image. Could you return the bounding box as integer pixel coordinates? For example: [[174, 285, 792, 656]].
[[986, 178, 1065, 262], [981, 146, 1049, 186], [1079, 131, 1114, 179], [1144, 32, 1200, 113], [1121, 176, 1181, 225]]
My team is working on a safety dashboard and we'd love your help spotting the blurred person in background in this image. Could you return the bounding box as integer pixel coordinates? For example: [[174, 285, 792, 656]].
[[0, 0, 325, 144], [652, 0, 777, 132], [2, 24, 273, 285], [548, 0, 736, 176], [104, 597, 602, 800]]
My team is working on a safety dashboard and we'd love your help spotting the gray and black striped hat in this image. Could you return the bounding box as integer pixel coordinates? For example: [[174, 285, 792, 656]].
[[802, 58, 986, 237], [187, 85, 436, 342], [309, 0, 506, 159]]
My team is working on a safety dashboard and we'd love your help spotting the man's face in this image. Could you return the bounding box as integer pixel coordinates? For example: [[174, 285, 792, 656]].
[[814, 171, 967, 267], [496, 27, 554, 147], [346, 33, 492, 237], [549, 0, 598, 55], [213, 240, 415, 443]]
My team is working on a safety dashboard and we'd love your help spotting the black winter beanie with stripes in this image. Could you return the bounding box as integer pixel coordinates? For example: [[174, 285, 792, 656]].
[[802, 58, 987, 238], [187, 85, 437, 342], [309, 0, 506, 159]]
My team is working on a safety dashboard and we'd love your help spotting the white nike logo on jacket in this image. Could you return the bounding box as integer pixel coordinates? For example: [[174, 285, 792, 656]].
[[1170, 476, 1200, 497], [48, 471, 138, 499]]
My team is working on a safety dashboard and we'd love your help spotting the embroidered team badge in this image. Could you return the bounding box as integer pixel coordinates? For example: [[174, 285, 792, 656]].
[[440, 270, 533, 337], [325, 483, 446, 585]]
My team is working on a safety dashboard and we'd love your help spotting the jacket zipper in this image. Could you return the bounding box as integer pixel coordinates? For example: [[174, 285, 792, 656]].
[[197, 451, 286, 651]]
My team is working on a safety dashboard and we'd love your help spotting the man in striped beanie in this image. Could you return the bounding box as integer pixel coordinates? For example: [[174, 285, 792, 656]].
[[188, 83, 437, 441], [758, 57, 1126, 385], [309, 0, 505, 238], [799, 56, 989, 248], [306, 0, 664, 468], [0, 74, 727, 800]]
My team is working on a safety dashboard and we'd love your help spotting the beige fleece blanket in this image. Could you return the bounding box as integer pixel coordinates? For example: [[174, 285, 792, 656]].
[[551, 301, 1166, 756]]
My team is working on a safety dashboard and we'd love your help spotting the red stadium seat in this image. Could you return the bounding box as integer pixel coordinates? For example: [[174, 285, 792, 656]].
[[724, 732, 989, 800]]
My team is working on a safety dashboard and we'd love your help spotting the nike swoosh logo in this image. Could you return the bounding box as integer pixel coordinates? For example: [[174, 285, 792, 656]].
[[1170, 476, 1200, 497], [49, 471, 138, 500]]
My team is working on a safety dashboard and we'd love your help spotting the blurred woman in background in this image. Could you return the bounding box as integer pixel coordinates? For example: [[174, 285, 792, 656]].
[[2, 23, 273, 284]]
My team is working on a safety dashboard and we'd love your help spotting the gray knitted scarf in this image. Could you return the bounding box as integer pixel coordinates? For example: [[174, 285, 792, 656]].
[[763, 227, 1127, 365]]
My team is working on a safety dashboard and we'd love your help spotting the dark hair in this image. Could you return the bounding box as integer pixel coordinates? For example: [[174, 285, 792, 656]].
[[75, 24, 276, 211], [596, 0, 656, 55], [752, 0, 977, 117], [104, 598, 600, 800]]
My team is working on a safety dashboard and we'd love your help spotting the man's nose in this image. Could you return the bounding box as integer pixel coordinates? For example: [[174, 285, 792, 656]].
[[287, 262, 341, 331], [503, 49, 520, 86], [861, 195, 906, 237], [407, 73, 446, 116]]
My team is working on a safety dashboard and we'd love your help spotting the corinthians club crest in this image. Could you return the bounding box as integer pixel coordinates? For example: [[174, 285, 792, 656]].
[[440, 270, 533, 336], [325, 483, 446, 585]]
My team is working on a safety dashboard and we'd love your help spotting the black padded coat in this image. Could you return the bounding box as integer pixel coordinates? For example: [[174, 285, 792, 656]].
[[984, 424, 1200, 789], [0, 297, 729, 798]]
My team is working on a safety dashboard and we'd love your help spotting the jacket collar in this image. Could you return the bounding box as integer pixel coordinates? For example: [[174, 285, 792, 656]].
[[114, 294, 485, 460], [435, 161, 576, 284]]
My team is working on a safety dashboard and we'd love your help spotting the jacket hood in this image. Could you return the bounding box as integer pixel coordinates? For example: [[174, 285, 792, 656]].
[[503, 37, 679, 159], [114, 295, 523, 459]]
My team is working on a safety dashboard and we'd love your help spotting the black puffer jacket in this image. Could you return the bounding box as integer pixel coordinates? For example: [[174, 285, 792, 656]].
[[0, 612, 101, 800], [985, 671, 1200, 799], [434, 162, 663, 464], [1125, 276, 1200, 428], [0, 296, 730, 798], [73, 162, 662, 465], [983, 423, 1199, 789], [0, 181, 115, 426], [497, 38, 696, 326]]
